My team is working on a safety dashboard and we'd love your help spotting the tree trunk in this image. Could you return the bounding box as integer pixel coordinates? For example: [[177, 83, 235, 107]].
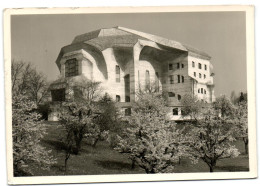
[[209, 166, 214, 172], [244, 138, 249, 155]]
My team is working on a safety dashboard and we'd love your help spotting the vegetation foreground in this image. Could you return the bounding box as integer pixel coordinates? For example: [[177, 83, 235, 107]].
[[28, 122, 249, 176]]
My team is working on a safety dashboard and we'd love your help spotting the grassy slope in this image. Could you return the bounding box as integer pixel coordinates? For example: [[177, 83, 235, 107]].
[[32, 122, 249, 176]]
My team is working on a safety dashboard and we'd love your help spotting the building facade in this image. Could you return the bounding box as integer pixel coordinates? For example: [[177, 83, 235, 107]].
[[48, 26, 215, 121]]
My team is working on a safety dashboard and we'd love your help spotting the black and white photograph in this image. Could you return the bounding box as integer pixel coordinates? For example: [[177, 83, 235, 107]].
[[4, 6, 256, 184]]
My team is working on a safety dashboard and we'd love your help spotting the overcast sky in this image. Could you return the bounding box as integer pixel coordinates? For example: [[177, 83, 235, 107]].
[[11, 12, 247, 97]]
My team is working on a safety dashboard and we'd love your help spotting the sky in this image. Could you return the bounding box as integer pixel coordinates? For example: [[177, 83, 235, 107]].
[[11, 12, 247, 97]]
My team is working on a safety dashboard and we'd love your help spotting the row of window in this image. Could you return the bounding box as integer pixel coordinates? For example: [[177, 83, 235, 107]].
[[168, 92, 182, 100], [194, 72, 207, 79], [169, 75, 185, 84], [198, 88, 207, 94], [192, 61, 207, 71], [169, 63, 184, 70]]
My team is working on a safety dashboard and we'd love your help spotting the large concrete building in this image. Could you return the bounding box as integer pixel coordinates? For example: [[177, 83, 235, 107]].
[[48, 26, 215, 121]]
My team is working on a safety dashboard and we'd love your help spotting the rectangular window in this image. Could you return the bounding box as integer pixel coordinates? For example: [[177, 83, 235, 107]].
[[145, 70, 150, 89], [178, 95, 181, 100], [204, 74, 206, 79], [201, 88, 203, 94], [173, 108, 178, 115], [155, 72, 159, 91], [116, 65, 120, 82], [199, 63, 202, 69], [65, 58, 78, 77], [169, 63, 173, 70], [182, 76, 184, 83], [177, 63, 180, 69], [205, 64, 207, 70], [194, 72, 196, 77], [178, 75, 180, 83], [125, 108, 131, 116], [169, 75, 174, 84], [125, 96, 130, 102], [51, 89, 65, 102], [181, 64, 184, 68], [192, 61, 195, 67]]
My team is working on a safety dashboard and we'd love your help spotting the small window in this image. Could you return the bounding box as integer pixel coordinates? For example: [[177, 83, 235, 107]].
[[169, 63, 173, 70], [199, 73, 202, 78], [178, 95, 181, 100], [155, 72, 159, 92], [205, 65, 207, 70], [178, 75, 180, 83], [199, 63, 202, 69], [204, 74, 206, 79], [125, 108, 131, 116], [173, 108, 178, 115], [125, 96, 130, 102], [204, 89, 207, 94], [201, 88, 203, 94], [116, 95, 121, 102], [198, 89, 200, 93], [181, 64, 184, 68], [168, 92, 175, 97], [169, 75, 174, 84], [177, 63, 180, 69], [194, 72, 196, 77], [182, 76, 184, 83], [116, 65, 120, 82], [145, 70, 150, 89], [192, 61, 195, 68]]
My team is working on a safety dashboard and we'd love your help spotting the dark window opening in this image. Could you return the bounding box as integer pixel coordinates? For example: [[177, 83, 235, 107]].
[[178, 75, 180, 83], [201, 88, 203, 94], [204, 74, 206, 79], [177, 63, 180, 69], [194, 72, 196, 77], [192, 61, 195, 67], [173, 108, 178, 115], [204, 89, 207, 94], [205, 65, 207, 70], [182, 76, 184, 83], [145, 70, 150, 89], [116, 65, 120, 82], [116, 95, 121, 102], [181, 64, 184, 68], [51, 89, 65, 102], [125, 108, 131, 116], [178, 95, 181, 100], [125, 96, 130, 102], [199, 73, 202, 78], [169, 63, 173, 70], [199, 63, 202, 69], [169, 75, 174, 84], [65, 58, 78, 77], [168, 92, 175, 97], [155, 72, 159, 91], [198, 89, 200, 93]]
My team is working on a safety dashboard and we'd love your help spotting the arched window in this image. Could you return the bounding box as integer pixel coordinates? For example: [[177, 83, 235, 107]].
[[192, 61, 195, 67], [199, 63, 202, 69], [201, 88, 203, 93], [199, 73, 202, 78], [168, 92, 175, 97], [116, 95, 120, 102], [65, 58, 78, 77]]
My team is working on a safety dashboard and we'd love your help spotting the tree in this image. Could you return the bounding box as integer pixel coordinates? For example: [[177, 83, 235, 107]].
[[11, 60, 49, 105], [12, 94, 56, 176], [185, 108, 240, 172], [181, 94, 204, 121], [115, 92, 184, 173], [234, 101, 248, 154], [213, 95, 235, 119], [57, 77, 102, 171]]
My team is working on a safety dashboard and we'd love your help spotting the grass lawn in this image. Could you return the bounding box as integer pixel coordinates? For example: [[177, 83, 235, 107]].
[[31, 122, 249, 176]]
